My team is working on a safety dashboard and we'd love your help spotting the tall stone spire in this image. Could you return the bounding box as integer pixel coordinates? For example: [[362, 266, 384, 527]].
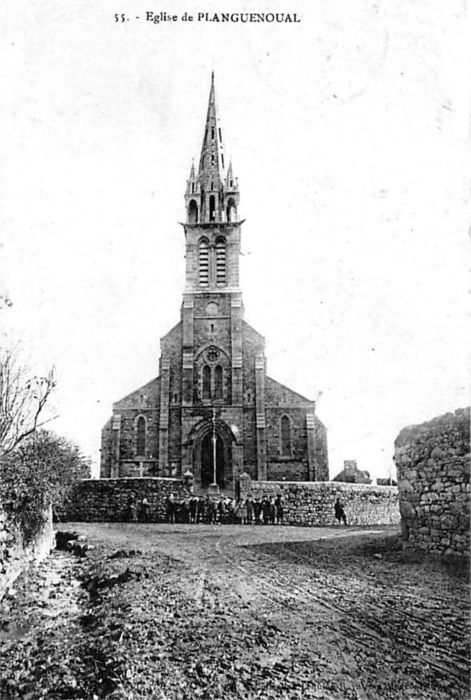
[[185, 73, 240, 225], [197, 72, 226, 191]]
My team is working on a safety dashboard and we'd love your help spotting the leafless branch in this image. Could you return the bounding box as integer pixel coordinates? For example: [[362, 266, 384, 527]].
[[0, 347, 56, 456]]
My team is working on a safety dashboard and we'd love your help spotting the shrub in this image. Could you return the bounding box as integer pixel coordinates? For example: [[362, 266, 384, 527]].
[[0, 430, 90, 544]]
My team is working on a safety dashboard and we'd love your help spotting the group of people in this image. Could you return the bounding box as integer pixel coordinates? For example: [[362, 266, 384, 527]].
[[165, 493, 285, 525], [125, 494, 149, 523], [126, 491, 348, 526]]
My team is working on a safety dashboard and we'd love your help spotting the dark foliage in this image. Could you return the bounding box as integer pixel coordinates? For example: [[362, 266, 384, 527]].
[[0, 430, 90, 545]]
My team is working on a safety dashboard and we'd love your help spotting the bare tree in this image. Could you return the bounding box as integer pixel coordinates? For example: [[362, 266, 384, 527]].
[[0, 347, 56, 456]]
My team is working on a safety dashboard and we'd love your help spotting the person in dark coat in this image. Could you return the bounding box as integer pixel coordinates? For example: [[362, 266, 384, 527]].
[[274, 494, 284, 525], [262, 497, 270, 525], [218, 498, 228, 524], [127, 493, 138, 522], [334, 498, 347, 525], [181, 498, 190, 524], [206, 496, 216, 524], [165, 494, 175, 523], [253, 498, 262, 525]]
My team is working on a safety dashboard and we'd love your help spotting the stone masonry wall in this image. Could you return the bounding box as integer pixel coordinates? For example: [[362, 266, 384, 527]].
[[394, 407, 470, 557], [247, 481, 400, 526], [60, 478, 399, 526], [266, 461, 309, 482], [58, 478, 189, 523], [0, 506, 54, 601]]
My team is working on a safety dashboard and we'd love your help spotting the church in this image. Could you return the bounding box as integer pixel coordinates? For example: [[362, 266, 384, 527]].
[[100, 74, 329, 490]]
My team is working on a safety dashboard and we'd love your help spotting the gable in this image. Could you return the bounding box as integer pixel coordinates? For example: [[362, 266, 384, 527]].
[[160, 321, 183, 356], [265, 376, 315, 407], [113, 376, 160, 410], [242, 320, 265, 356]]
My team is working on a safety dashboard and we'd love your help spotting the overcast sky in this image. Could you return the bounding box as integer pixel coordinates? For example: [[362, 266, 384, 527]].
[[1, 0, 469, 479]]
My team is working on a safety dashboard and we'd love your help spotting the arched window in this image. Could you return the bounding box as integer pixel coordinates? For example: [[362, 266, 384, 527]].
[[209, 195, 216, 221], [136, 416, 146, 456], [226, 198, 237, 223], [188, 199, 198, 224], [281, 416, 291, 457], [198, 239, 209, 286], [203, 365, 211, 400], [216, 237, 226, 286], [214, 365, 223, 399]]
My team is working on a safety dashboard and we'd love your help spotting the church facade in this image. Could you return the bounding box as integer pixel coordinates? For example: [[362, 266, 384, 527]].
[[100, 75, 329, 489]]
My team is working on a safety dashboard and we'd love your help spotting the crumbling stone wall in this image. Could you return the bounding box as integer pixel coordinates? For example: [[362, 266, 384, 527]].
[[394, 407, 470, 557], [0, 506, 53, 601], [246, 481, 399, 526]]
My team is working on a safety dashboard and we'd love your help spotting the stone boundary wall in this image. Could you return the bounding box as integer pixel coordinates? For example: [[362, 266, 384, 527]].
[[57, 478, 189, 523], [59, 478, 399, 527], [0, 506, 54, 601], [247, 481, 399, 527], [395, 407, 470, 557]]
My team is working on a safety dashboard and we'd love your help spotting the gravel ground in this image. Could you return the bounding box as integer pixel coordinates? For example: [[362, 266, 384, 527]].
[[0, 523, 469, 700]]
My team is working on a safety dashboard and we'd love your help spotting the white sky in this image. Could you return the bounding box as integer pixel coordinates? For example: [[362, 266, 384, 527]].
[[1, 0, 469, 480]]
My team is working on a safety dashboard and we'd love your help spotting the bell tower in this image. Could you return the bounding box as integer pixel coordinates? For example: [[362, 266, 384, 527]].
[[178, 72, 246, 487], [183, 72, 242, 293]]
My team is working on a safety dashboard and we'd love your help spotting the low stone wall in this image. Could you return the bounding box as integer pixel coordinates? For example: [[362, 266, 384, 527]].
[[57, 478, 189, 523], [0, 506, 54, 601], [247, 481, 399, 526], [394, 407, 470, 557], [59, 478, 399, 527]]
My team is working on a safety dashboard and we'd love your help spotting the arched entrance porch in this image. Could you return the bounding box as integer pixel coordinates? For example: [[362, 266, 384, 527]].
[[188, 418, 236, 491]]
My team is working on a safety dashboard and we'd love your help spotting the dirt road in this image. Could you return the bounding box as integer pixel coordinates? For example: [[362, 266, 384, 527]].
[[1, 523, 469, 699]]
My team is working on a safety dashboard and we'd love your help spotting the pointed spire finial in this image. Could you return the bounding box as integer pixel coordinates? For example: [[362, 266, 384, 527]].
[[197, 73, 225, 187]]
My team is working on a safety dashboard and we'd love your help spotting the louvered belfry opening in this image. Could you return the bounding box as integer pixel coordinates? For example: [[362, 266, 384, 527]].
[[216, 237, 226, 285], [199, 238, 209, 286]]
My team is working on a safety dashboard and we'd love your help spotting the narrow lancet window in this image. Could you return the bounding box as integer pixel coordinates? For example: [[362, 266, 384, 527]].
[[281, 416, 291, 456], [209, 195, 216, 221], [136, 416, 146, 456], [189, 199, 198, 224], [203, 365, 211, 400], [214, 365, 223, 399]]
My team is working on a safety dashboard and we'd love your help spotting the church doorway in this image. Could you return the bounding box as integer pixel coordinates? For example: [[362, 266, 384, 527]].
[[189, 418, 235, 492], [200, 433, 226, 489]]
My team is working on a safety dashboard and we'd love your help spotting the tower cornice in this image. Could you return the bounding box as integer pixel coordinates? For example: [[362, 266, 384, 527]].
[[179, 219, 246, 230]]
